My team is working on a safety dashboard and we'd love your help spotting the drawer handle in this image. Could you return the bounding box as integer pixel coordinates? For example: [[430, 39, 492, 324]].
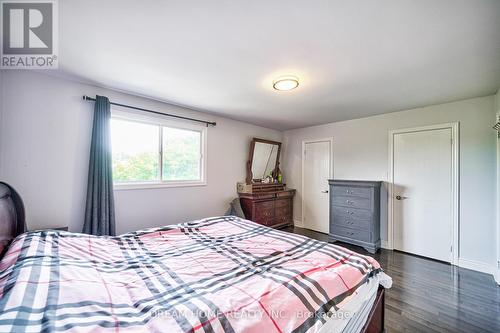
[[346, 200, 354, 205], [346, 210, 354, 215], [347, 232, 355, 236], [345, 219, 353, 225]]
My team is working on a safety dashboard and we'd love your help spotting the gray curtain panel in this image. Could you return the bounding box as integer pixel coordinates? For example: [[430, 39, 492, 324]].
[[83, 95, 116, 236]]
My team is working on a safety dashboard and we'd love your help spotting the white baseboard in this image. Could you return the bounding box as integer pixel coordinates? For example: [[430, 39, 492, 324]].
[[293, 219, 304, 228], [381, 240, 392, 250], [458, 258, 498, 282]]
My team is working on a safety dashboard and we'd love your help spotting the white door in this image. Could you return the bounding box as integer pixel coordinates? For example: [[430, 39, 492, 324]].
[[393, 128, 453, 262], [303, 140, 332, 233]]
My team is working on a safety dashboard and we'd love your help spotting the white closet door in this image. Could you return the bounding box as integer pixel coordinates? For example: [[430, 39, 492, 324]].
[[393, 128, 453, 262], [303, 140, 332, 233]]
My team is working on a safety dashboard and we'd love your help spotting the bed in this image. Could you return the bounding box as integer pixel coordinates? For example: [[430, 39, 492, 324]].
[[0, 182, 391, 332]]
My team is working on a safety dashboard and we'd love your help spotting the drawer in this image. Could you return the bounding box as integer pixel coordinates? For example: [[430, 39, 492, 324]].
[[332, 186, 372, 199], [277, 190, 295, 198], [331, 207, 372, 220], [254, 218, 274, 227], [331, 213, 371, 230], [275, 206, 291, 219], [269, 215, 291, 226], [275, 199, 290, 209], [332, 195, 371, 210], [254, 201, 274, 210], [330, 225, 370, 242], [255, 207, 274, 220]]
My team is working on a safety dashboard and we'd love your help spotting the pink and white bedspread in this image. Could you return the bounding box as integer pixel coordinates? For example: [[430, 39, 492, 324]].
[[0, 216, 388, 332]]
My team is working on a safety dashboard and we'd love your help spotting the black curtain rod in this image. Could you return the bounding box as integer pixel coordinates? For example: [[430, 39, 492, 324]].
[[82, 95, 216, 127]]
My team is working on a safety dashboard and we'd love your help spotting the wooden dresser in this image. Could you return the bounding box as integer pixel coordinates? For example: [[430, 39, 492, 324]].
[[238, 184, 295, 228], [329, 180, 381, 253]]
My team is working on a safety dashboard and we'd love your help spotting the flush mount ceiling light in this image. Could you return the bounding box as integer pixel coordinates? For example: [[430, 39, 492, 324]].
[[273, 76, 299, 91]]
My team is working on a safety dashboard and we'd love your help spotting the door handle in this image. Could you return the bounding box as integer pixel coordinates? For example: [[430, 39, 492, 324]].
[[321, 190, 329, 193], [395, 195, 408, 200]]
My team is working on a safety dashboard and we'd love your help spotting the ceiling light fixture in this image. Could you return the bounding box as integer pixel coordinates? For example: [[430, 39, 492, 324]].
[[273, 76, 299, 91]]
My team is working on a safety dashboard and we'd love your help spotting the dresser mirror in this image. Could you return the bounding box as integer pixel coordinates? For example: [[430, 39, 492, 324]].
[[246, 138, 281, 184], [239, 138, 295, 229]]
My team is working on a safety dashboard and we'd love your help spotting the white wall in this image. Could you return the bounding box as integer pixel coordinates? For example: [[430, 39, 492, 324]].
[[0, 71, 282, 234], [282, 96, 497, 268]]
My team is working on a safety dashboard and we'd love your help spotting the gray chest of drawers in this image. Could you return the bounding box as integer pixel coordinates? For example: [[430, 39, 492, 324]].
[[329, 180, 381, 253]]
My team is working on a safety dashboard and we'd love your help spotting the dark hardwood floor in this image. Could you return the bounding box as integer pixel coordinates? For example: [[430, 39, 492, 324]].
[[282, 226, 500, 333]]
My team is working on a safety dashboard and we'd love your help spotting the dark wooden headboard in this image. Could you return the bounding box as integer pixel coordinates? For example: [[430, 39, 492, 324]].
[[0, 182, 26, 257]]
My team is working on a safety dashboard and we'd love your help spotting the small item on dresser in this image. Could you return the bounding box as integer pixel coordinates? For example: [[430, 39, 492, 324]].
[[272, 162, 282, 183], [237, 182, 252, 193], [328, 180, 382, 253], [277, 169, 283, 183]]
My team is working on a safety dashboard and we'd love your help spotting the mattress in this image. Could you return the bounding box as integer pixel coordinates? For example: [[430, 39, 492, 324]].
[[318, 271, 392, 333], [0, 216, 391, 332]]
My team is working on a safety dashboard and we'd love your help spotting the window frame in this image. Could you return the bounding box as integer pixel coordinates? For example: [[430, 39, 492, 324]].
[[110, 109, 207, 190]]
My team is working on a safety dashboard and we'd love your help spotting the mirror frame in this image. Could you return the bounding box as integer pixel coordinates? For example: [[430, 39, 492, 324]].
[[246, 138, 282, 184]]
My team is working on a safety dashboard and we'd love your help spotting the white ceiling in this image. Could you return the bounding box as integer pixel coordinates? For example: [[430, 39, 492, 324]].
[[59, 0, 500, 130]]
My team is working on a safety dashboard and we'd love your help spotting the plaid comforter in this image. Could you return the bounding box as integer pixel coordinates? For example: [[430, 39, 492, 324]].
[[0, 216, 384, 333]]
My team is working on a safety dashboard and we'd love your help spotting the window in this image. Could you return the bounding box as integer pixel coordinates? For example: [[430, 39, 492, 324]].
[[110, 111, 206, 189]]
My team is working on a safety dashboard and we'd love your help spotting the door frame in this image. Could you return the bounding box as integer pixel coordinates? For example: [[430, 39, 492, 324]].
[[301, 138, 334, 230], [387, 122, 459, 265]]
